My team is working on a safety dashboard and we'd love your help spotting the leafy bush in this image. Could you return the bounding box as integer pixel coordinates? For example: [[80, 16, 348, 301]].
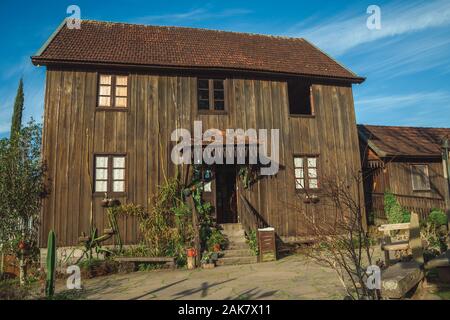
[[207, 229, 227, 251], [421, 209, 448, 259], [384, 192, 410, 224], [0, 279, 30, 300], [246, 230, 259, 256], [427, 209, 448, 228], [116, 178, 194, 266]]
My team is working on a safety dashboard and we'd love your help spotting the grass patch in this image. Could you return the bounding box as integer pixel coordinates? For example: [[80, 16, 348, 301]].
[[435, 290, 450, 300]]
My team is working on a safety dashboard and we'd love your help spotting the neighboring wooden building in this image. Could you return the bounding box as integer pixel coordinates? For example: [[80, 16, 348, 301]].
[[32, 20, 365, 246], [358, 125, 450, 222]]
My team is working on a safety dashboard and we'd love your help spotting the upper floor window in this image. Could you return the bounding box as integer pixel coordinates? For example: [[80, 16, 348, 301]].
[[98, 74, 128, 108], [94, 155, 126, 194], [288, 80, 313, 116], [411, 164, 430, 191], [294, 156, 319, 190], [197, 78, 225, 112]]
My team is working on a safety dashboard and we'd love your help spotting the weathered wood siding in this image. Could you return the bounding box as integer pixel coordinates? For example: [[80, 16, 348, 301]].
[[40, 69, 362, 246], [363, 159, 447, 222]]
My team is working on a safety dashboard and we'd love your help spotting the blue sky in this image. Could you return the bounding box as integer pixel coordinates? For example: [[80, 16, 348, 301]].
[[1, 0, 449, 138]]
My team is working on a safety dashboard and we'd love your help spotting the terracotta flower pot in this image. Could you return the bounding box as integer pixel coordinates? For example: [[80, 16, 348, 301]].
[[18, 241, 26, 250], [101, 199, 109, 207], [187, 248, 197, 257], [213, 244, 221, 252]]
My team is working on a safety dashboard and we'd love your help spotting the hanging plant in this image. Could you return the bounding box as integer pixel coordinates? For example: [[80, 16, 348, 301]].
[[238, 165, 258, 189]]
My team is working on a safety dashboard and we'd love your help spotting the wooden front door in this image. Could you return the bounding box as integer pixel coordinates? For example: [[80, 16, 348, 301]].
[[215, 165, 238, 224]]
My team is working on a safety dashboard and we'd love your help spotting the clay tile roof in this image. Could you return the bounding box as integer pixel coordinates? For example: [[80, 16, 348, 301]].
[[358, 124, 450, 157], [31, 19, 364, 83]]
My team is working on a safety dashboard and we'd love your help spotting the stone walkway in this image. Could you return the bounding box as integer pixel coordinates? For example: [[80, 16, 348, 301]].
[[58, 254, 347, 300]]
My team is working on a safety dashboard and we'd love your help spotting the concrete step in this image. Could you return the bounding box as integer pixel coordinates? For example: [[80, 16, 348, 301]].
[[222, 229, 245, 237], [220, 223, 244, 232], [216, 256, 258, 266], [227, 242, 250, 250], [225, 235, 247, 243], [220, 249, 253, 257]]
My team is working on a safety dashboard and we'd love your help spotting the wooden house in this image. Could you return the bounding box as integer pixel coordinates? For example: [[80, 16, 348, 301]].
[[358, 125, 450, 223], [32, 20, 366, 247]]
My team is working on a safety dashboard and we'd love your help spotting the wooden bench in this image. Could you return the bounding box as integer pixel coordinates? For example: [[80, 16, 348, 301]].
[[425, 250, 450, 282], [114, 257, 176, 269], [378, 212, 424, 299]]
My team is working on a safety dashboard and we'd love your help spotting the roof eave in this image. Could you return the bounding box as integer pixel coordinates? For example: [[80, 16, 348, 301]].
[[30, 57, 366, 84]]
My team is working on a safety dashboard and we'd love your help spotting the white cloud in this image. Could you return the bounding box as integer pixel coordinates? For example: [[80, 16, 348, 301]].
[[289, 0, 450, 56], [132, 8, 252, 24], [357, 91, 450, 110]]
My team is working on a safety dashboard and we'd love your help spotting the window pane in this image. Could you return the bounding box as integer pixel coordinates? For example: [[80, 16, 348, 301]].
[[308, 168, 317, 178], [213, 80, 224, 90], [116, 76, 128, 86], [113, 157, 125, 168], [96, 156, 108, 168], [214, 100, 225, 111], [100, 75, 112, 85], [198, 79, 209, 89], [99, 85, 111, 96], [307, 158, 317, 168], [115, 97, 127, 107], [99, 96, 111, 107], [198, 90, 209, 100], [96, 169, 108, 180], [214, 90, 224, 100], [294, 157, 303, 168], [113, 169, 125, 180], [309, 179, 318, 189], [295, 178, 304, 189], [95, 181, 107, 192], [412, 165, 430, 190], [198, 99, 209, 110], [115, 86, 127, 97], [113, 181, 125, 192], [295, 168, 303, 178]]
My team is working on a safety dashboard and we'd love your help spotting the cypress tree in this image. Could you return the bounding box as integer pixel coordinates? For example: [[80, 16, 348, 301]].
[[10, 78, 24, 139]]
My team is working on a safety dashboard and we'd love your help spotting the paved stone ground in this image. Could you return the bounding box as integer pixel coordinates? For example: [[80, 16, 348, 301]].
[[57, 254, 347, 300]]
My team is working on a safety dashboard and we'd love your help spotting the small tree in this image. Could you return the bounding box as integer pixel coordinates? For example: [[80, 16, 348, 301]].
[[295, 171, 380, 300], [10, 78, 24, 139], [0, 121, 47, 285]]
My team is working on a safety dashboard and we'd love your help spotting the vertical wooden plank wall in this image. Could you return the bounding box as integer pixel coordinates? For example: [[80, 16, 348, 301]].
[[40, 69, 362, 246]]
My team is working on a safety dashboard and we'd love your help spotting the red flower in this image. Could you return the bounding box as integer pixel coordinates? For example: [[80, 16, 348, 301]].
[[18, 241, 26, 250]]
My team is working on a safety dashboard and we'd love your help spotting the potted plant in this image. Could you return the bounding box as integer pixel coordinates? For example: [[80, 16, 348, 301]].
[[207, 229, 227, 252], [201, 251, 216, 269], [187, 248, 197, 258], [101, 193, 110, 208]]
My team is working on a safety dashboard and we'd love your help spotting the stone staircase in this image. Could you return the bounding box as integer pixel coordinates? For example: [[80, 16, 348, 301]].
[[216, 223, 258, 266]]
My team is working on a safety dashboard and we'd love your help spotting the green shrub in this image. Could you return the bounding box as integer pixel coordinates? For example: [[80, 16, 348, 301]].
[[207, 229, 227, 251], [246, 230, 259, 256], [0, 279, 30, 300], [384, 192, 410, 224], [427, 209, 448, 227]]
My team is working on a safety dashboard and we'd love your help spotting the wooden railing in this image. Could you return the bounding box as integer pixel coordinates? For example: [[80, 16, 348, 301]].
[[239, 194, 269, 234], [371, 192, 446, 222]]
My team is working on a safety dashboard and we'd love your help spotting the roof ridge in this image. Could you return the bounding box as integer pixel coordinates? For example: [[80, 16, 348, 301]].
[[81, 19, 307, 42]]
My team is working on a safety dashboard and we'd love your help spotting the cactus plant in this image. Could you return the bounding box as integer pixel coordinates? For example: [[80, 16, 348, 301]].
[[45, 230, 56, 297]]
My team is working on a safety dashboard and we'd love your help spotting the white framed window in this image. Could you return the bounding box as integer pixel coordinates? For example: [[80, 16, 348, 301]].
[[94, 155, 126, 193], [98, 74, 128, 108], [294, 156, 319, 190]]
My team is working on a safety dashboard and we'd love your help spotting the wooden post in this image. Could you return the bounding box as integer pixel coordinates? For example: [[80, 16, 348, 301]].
[[188, 196, 201, 267], [409, 212, 424, 265], [441, 139, 450, 242]]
